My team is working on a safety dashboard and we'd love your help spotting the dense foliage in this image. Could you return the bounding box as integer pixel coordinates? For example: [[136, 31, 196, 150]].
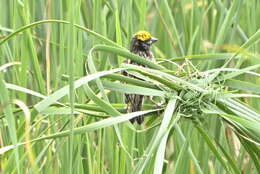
[[0, 0, 260, 173]]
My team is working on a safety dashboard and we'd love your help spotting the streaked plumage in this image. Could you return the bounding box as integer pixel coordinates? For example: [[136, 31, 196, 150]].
[[123, 31, 158, 124]]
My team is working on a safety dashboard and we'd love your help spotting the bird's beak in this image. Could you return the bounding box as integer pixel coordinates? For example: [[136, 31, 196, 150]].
[[151, 37, 158, 44]]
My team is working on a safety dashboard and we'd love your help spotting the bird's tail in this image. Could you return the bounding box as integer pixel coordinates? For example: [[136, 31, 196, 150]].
[[127, 103, 144, 124], [130, 115, 144, 124]]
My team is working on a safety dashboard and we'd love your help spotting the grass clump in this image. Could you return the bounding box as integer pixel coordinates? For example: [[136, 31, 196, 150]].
[[0, 0, 260, 174]]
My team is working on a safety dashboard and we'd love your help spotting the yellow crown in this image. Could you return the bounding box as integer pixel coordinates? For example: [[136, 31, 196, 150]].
[[134, 30, 152, 41]]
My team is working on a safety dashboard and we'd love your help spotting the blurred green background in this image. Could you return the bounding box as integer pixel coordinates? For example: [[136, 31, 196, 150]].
[[0, 0, 260, 174]]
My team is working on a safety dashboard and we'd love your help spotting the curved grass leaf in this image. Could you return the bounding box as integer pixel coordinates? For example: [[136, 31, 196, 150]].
[[134, 97, 178, 174], [102, 81, 167, 97], [224, 79, 260, 94], [0, 109, 157, 154], [90, 44, 165, 70], [35, 68, 125, 112], [33, 110, 157, 141], [0, 19, 122, 48]]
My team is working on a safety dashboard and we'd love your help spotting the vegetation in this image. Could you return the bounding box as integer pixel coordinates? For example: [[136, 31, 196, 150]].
[[0, 0, 260, 173]]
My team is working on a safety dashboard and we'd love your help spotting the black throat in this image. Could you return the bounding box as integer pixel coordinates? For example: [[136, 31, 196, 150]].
[[130, 38, 150, 54]]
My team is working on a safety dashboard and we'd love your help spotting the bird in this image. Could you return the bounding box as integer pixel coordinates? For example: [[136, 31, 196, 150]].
[[123, 30, 158, 124]]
